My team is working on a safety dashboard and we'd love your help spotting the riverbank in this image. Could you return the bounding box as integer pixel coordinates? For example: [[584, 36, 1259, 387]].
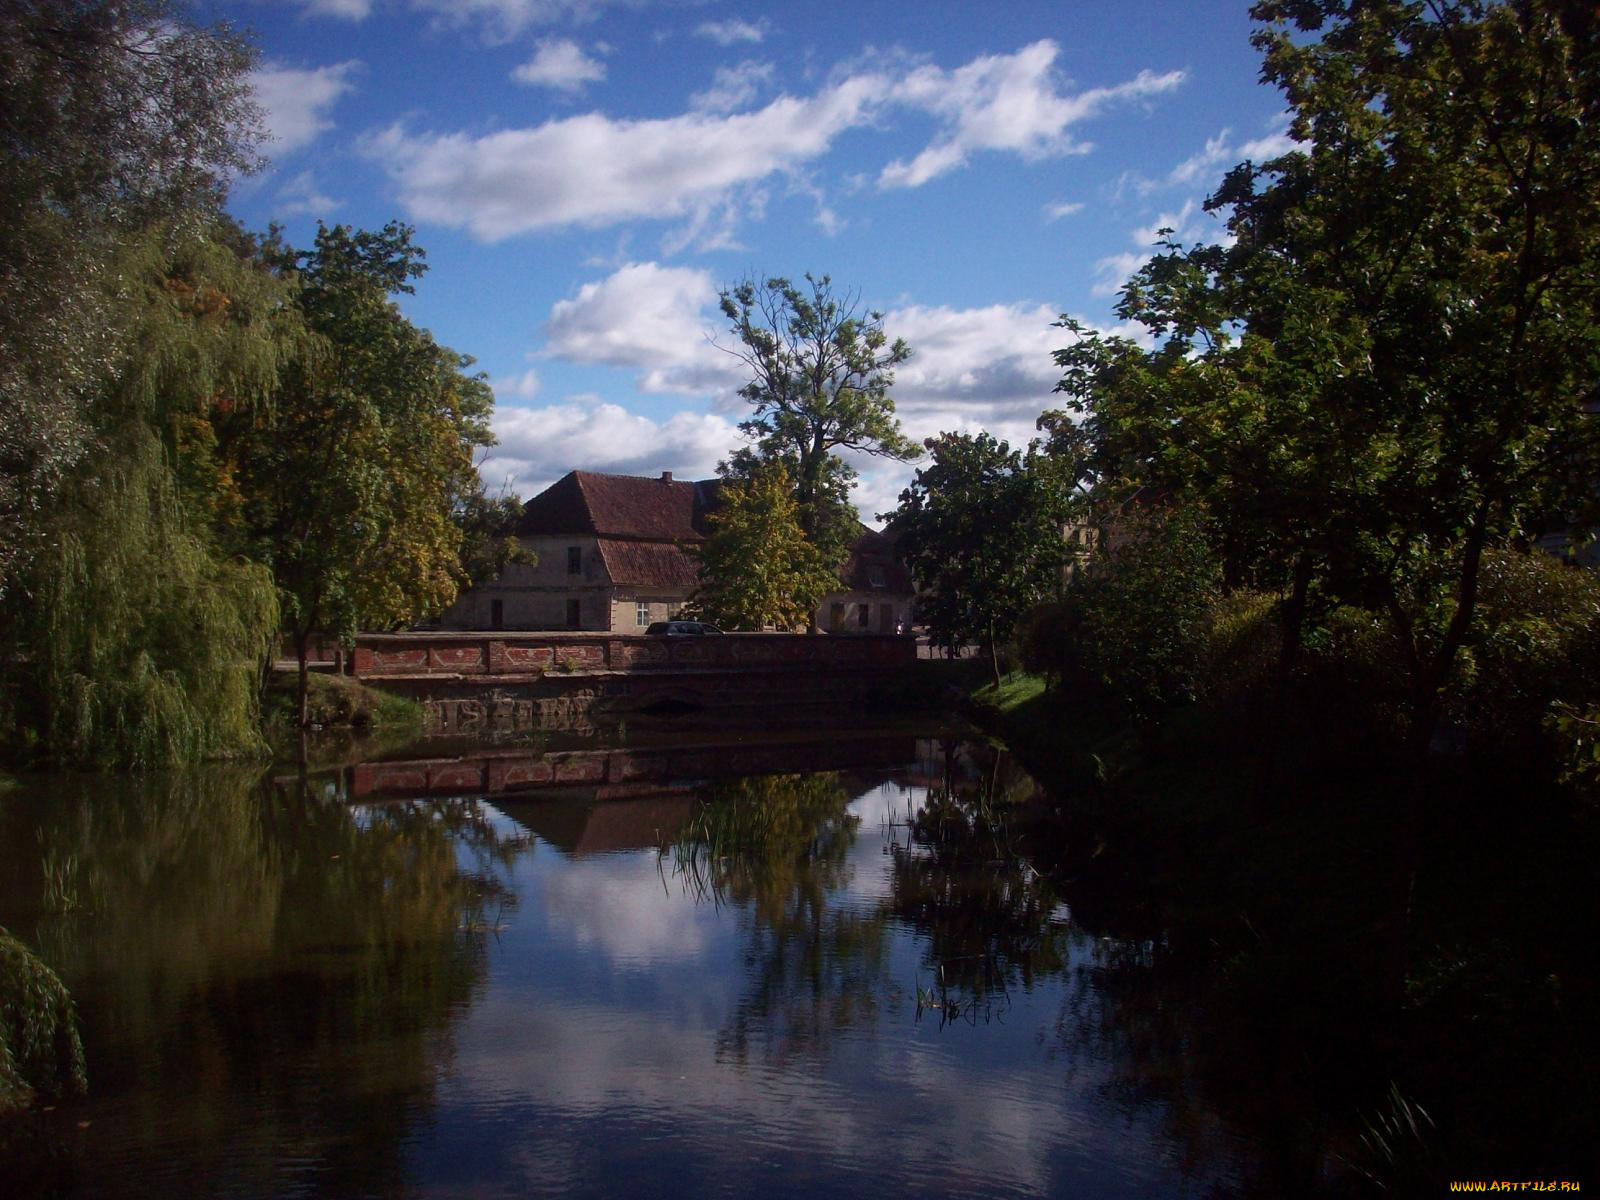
[[965, 672, 1599, 1188]]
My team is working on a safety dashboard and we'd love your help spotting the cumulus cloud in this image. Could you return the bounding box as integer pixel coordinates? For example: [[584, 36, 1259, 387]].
[[543, 262, 743, 394], [250, 61, 360, 155], [512, 38, 607, 92], [366, 71, 888, 242], [880, 43, 1185, 189], [481, 399, 740, 498], [696, 17, 769, 46], [366, 43, 1185, 244], [491, 368, 542, 401]]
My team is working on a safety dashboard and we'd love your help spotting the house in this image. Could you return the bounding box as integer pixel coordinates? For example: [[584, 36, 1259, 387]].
[[821, 527, 914, 634], [438, 469, 915, 633]]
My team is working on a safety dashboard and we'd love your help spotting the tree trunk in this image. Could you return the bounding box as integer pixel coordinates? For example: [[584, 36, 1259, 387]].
[[988, 618, 1001, 688], [295, 631, 311, 729]]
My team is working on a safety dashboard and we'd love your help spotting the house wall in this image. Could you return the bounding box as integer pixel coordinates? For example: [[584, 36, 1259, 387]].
[[607, 595, 689, 632], [818, 592, 910, 635], [439, 536, 614, 631]]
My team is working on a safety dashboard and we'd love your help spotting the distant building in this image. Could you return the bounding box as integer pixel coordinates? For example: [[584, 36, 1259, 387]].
[[438, 469, 914, 633]]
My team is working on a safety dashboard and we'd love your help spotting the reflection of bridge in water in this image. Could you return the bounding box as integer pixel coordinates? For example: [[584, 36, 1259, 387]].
[[342, 729, 988, 857]]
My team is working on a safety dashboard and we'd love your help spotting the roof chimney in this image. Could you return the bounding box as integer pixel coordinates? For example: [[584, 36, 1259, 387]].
[[660, 471, 673, 483]]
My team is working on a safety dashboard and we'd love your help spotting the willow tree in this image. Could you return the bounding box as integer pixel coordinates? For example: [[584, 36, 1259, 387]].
[[0, 0, 262, 600], [239, 223, 496, 725], [6, 224, 298, 766]]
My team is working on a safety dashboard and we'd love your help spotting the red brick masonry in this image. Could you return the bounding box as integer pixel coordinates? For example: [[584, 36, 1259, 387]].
[[352, 631, 915, 679]]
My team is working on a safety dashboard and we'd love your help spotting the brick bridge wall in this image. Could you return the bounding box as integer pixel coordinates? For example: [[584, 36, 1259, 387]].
[[352, 631, 915, 680]]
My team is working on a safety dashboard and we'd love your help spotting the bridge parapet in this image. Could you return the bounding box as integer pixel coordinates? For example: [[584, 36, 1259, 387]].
[[352, 630, 914, 680]]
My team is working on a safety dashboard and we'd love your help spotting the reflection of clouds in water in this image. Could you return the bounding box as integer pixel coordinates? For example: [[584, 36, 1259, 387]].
[[443, 994, 1178, 1198], [842, 780, 923, 906], [535, 852, 713, 965]]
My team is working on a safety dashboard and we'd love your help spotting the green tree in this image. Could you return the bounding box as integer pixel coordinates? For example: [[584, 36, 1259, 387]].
[[238, 223, 496, 725], [688, 464, 840, 631], [891, 432, 1072, 684], [0, 0, 262, 599], [1056, 0, 1600, 759], [717, 273, 919, 548]]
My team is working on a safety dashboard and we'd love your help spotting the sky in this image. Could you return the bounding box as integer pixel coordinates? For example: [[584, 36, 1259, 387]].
[[211, 0, 1294, 524]]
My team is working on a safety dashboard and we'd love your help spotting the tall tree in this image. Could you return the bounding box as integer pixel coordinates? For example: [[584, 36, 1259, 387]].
[[238, 223, 496, 725], [717, 273, 919, 550], [688, 464, 840, 631], [891, 433, 1072, 685], [0, 0, 262, 599], [1056, 0, 1600, 757]]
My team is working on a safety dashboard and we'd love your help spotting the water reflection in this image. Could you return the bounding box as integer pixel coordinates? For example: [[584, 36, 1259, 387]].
[[0, 733, 1270, 1198]]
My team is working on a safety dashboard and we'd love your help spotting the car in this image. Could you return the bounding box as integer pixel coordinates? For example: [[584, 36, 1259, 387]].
[[644, 620, 724, 636]]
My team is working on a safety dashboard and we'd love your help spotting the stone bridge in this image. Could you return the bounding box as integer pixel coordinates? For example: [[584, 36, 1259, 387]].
[[352, 631, 919, 732]]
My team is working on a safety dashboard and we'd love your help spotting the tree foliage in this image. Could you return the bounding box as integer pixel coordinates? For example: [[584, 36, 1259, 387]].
[[891, 432, 1071, 682], [1056, 0, 1600, 753], [717, 273, 918, 550], [0, 0, 263, 598], [236, 222, 496, 723], [688, 465, 840, 631]]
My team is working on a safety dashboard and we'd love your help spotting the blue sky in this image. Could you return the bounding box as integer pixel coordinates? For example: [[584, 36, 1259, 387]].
[[213, 0, 1291, 522]]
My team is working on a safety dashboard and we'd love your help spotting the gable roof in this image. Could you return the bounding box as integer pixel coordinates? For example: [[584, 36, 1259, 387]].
[[518, 470, 719, 541]]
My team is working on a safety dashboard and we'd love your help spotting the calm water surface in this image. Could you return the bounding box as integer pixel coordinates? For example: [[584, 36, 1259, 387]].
[[1, 727, 1274, 1198]]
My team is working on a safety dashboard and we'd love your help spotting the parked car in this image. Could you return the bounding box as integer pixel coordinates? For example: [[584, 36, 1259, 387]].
[[644, 620, 724, 636]]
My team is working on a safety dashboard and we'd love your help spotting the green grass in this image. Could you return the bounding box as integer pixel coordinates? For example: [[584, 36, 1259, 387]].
[[264, 672, 423, 733]]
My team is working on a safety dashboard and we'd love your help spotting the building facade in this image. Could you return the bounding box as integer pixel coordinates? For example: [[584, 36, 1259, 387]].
[[439, 469, 914, 633]]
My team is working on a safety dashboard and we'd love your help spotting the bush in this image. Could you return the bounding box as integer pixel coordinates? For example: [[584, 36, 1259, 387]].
[[1021, 506, 1223, 729]]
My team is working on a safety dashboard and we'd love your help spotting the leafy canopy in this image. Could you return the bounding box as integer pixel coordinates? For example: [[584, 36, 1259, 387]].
[[688, 464, 841, 631]]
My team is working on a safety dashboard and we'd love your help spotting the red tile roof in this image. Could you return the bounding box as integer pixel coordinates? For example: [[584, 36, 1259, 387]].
[[518, 470, 718, 541], [594, 538, 703, 590]]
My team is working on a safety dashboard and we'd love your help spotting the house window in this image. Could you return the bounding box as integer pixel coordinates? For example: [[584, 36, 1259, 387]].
[[636, 602, 650, 627], [567, 546, 581, 575], [869, 565, 885, 588], [490, 599, 504, 630], [830, 602, 845, 630], [565, 599, 581, 629], [857, 603, 870, 629]]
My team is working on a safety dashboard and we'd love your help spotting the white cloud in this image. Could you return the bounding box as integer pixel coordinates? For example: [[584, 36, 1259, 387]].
[[512, 38, 607, 92], [491, 368, 542, 400], [880, 43, 1185, 189], [1092, 199, 1218, 296], [481, 399, 740, 498], [543, 262, 742, 394], [1044, 200, 1084, 221], [250, 61, 360, 155], [272, 170, 339, 217], [366, 43, 1186, 245], [367, 72, 889, 242], [690, 60, 775, 113], [294, 0, 372, 17], [695, 17, 769, 46], [408, 0, 614, 43]]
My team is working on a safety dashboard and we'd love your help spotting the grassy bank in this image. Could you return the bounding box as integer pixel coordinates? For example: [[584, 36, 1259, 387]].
[[264, 673, 423, 735]]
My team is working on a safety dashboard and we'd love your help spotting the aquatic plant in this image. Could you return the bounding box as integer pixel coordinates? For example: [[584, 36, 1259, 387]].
[[0, 928, 86, 1112]]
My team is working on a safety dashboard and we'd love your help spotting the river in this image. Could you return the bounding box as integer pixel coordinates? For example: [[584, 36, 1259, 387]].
[[1, 721, 1299, 1198]]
